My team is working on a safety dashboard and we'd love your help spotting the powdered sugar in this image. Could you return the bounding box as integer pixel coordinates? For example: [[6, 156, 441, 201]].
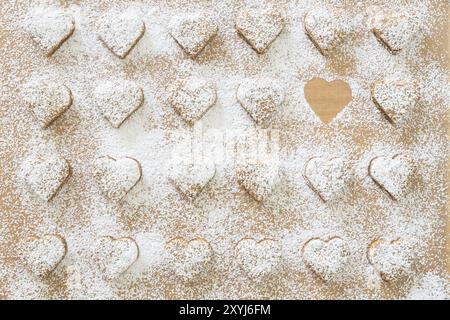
[[0, 0, 447, 300]]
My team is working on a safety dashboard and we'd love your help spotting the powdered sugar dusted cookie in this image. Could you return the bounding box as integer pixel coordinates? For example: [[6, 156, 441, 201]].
[[23, 7, 74, 56], [93, 156, 142, 202], [302, 237, 350, 283], [25, 154, 71, 201], [303, 157, 351, 202], [168, 156, 216, 201], [235, 238, 282, 280], [93, 80, 144, 128], [372, 10, 413, 54], [92, 236, 139, 280], [304, 8, 344, 55], [169, 77, 217, 125], [236, 160, 280, 202], [169, 13, 218, 58], [20, 234, 67, 278], [369, 154, 414, 200], [368, 238, 415, 282], [98, 11, 145, 59], [237, 78, 285, 126], [235, 7, 284, 54], [371, 79, 418, 125], [22, 79, 72, 128], [166, 237, 214, 282]]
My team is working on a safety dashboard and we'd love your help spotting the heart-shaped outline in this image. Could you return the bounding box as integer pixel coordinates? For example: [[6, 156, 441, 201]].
[[371, 79, 417, 125], [165, 237, 214, 282], [236, 161, 280, 202], [303, 156, 350, 202], [24, 7, 75, 57], [302, 236, 351, 283], [367, 238, 413, 282], [23, 79, 73, 129], [98, 12, 145, 59], [25, 154, 71, 202], [169, 77, 217, 125], [21, 234, 67, 278], [234, 237, 282, 281], [235, 7, 284, 54], [304, 9, 343, 55], [168, 156, 216, 201], [93, 80, 144, 128], [236, 78, 285, 126], [93, 155, 142, 203], [169, 13, 218, 58], [304, 77, 352, 124]]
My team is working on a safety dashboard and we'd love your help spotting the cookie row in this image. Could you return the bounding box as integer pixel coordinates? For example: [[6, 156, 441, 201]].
[[24, 153, 414, 204], [23, 76, 418, 129], [24, 6, 412, 59], [20, 233, 416, 284]]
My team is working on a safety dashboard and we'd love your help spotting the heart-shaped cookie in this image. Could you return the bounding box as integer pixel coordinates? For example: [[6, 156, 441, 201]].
[[371, 79, 417, 124], [304, 77, 352, 124], [302, 237, 350, 283], [369, 154, 414, 200], [23, 7, 75, 56], [92, 236, 139, 280], [236, 161, 280, 202], [23, 79, 73, 128], [25, 154, 71, 201], [20, 234, 67, 278], [169, 77, 217, 125], [166, 237, 214, 281], [372, 11, 412, 54], [304, 9, 343, 55], [168, 156, 216, 201], [237, 78, 285, 125], [235, 238, 282, 280], [235, 8, 284, 54], [93, 80, 144, 128], [98, 12, 145, 59], [368, 238, 414, 282], [303, 157, 350, 202], [93, 156, 142, 202], [169, 13, 218, 58]]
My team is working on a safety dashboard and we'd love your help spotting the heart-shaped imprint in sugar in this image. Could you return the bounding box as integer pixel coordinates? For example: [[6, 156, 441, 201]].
[[20, 234, 67, 278], [237, 78, 285, 126], [22, 79, 73, 128], [169, 77, 217, 125], [98, 11, 145, 59], [93, 80, 144, 128], [302, 237, 351, 283], [168, 156, 216, 201], [304, 9, 344, 55], [25, 154, 71, 201], [235, 238, 282, 281], [372, 10, 413, 54], [369, 155, 414, 200], [93, 156, 142, 202], [368, 238, 415, 282], [371, 79, 418, 125], [166, 237, 214, 282], [303, 157, 351, 202], [23, 7, 75, 56], [237, 161, 280, 202], [170, 13, 218, 58], [92, 236, 139, 280], [235, 8, 284, 54], [304, 77, 352, 124]]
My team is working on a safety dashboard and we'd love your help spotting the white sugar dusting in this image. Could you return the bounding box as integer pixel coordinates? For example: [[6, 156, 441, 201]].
[[0, 0, 447, 299]]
